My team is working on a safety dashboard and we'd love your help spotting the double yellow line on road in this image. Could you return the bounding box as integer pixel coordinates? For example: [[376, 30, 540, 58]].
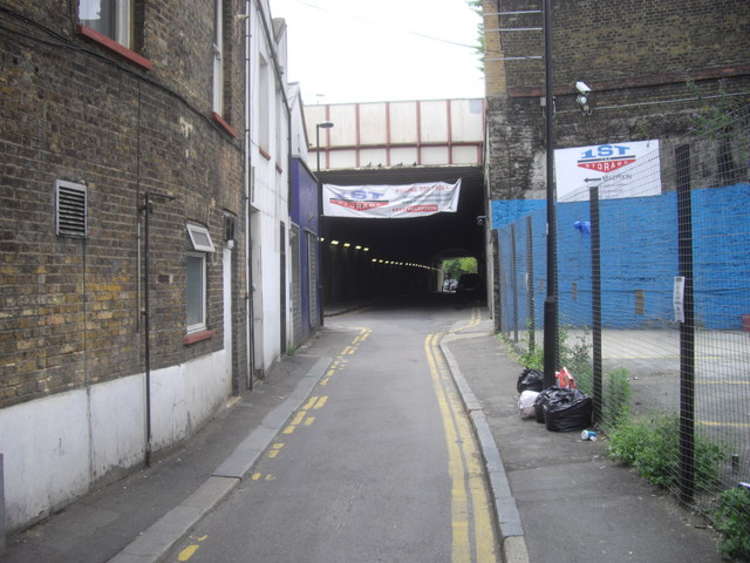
[[425, 330, 498, 563]]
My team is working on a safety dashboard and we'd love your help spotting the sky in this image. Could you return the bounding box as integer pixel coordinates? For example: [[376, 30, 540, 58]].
[[268, 0, 485, 105]]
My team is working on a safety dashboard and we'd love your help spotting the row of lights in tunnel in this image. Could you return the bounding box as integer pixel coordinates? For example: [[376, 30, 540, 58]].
[[319, 237, 437, 271]]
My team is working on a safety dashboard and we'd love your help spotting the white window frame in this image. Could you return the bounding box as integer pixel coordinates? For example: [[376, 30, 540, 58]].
[[212, 0, 224, 114], [186, 252, 207, 334], [187, 223, 215, 252], [79, 0, 132, 47]]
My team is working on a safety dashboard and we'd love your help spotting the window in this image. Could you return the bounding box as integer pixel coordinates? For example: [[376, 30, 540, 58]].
[[212, 0, 223, 114], [79, 0, 132, 47], [258, 56, 270, 152], [186, 224, 215, 333], [186, 253, 206, 333]]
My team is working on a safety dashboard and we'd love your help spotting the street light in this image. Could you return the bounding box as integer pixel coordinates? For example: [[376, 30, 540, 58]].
[[315, 121, 333, 328], [315, 121, 334, 173]]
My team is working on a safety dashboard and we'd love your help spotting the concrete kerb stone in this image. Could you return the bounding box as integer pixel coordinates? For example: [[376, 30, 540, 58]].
[[107, 355, 333, 563], [439, 335, 530, 563]]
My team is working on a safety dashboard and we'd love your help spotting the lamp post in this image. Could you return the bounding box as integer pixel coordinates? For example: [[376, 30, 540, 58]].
[[315, 121, 333, 327], [316, 121, 334, 173], [542, 0, 559, 387]]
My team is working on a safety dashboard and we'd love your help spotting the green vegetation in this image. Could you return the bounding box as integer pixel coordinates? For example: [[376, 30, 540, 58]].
[[442, 257, 477, 280], [465, 0, 485, 72], [608, 415, 726, 490], [713, 487, 750, 561]]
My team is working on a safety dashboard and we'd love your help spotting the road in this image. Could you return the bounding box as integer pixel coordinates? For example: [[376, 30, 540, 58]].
[[165, 302, 499, 563]]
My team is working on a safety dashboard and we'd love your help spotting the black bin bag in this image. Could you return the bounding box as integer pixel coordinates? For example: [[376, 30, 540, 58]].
[[544, 388, 592, 432], [533, 387, 561, 424], [517, 368, 545, 394]]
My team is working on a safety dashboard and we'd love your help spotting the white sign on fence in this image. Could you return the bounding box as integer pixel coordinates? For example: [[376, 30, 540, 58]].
[[554, 140, 661, 202], [673, 276, 686, 323], [323, 180, 461, 219]]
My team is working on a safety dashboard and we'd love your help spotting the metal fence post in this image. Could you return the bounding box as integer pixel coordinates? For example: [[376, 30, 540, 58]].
[[590, 186, 602, 424], [526, 216, 536, 354], [676, 144, 695, 505], [492, 229, 502, 333], [511, 223, 519, 343]]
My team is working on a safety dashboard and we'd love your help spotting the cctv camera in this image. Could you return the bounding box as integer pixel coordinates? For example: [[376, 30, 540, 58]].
[[575, 81, 591, 95]]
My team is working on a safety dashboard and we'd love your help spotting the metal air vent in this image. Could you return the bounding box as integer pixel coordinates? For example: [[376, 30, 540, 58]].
[[55, 180, 87, 237]]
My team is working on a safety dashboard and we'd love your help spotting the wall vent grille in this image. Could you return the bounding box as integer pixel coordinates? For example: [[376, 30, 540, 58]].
[[55, 180, 87, 237]]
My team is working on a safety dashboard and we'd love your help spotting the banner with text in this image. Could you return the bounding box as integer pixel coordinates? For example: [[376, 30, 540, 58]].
[[554, 140, 661, 202], [323, 179, 461, 219]]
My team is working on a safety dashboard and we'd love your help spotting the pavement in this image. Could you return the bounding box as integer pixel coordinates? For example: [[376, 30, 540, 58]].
[[2, 311, 723, 563]]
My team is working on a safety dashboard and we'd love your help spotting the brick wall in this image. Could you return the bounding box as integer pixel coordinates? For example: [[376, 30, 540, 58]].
[[484, 0, 750, 201], [0, 0, 247, 408]]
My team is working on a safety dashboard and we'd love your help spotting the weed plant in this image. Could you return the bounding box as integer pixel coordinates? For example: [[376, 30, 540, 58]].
[[608, 414, 726, 490], [713, 487, 750, 561]]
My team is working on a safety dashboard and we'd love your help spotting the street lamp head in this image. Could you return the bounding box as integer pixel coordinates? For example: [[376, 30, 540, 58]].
[[317, 121, 334, 129]]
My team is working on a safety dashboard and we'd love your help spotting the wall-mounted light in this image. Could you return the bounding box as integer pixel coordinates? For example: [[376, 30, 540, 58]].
[[331, 240, 339, 245], [320, 237, 325, 242]]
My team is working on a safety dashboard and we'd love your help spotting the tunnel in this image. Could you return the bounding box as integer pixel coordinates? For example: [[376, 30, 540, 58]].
[[317, 165, 486, 308]]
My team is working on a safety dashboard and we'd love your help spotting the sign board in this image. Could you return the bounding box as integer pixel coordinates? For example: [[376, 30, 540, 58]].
[[554, 140, 661, 202], [323, 180, 461, 219], [673, 276, 685, 323]]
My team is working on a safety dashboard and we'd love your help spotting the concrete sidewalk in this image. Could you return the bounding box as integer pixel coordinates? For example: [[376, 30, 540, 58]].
[[2, 326, 354, 563], [441, 319, 722, 563]]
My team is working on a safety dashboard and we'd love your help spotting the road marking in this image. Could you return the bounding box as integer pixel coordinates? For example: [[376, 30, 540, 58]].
[[291, 411, 306, 426], [265, 474, 276, 481], [178, 534, 209, 561], [303, 396, 319, 410], [343, 346, 355, 355], [698, 420, 750, 428], [178, 545, 199, 561], [251, 472, 262, 480], [314, 396, 328, 409], [282, 425, 295, 435], [426, 331, 498, 562], [304, 416, 315, 426]]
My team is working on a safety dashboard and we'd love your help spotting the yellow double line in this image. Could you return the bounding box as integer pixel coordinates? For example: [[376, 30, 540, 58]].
[[425, 332, 497, 563]]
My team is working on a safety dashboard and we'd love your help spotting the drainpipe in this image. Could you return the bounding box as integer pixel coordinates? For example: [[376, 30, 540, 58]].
[[243, 0, 255, 390], [141, 191, 175, 467]]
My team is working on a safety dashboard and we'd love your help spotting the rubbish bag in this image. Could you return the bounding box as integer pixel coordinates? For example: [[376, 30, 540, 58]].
[[518, 390, 539, 418], [517, 368, 544, 393], [555, 366, 577, 389], [544, 388, 592, 432], [533, 387, 561, 424]]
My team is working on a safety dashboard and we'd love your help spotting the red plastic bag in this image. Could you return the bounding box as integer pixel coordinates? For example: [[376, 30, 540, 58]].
[[555, 367, 576, 389]]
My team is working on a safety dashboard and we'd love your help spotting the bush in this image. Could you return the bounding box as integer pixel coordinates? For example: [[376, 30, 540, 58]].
[[713, 487, 750, 561], [608, 415, 726, 490]]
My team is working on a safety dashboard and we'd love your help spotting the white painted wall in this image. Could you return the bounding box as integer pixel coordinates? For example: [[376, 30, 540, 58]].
[[0, 350, 230, 531], [248, 0, 291, 373]]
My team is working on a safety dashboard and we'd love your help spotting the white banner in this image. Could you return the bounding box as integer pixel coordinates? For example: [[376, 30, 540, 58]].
[[323, 179, 461, 219], [554, 140, 661, 202]]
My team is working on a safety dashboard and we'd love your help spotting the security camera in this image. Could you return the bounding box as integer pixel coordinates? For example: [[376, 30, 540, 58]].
[[476, 215, 488, 226], [575, 81, 591, 95]]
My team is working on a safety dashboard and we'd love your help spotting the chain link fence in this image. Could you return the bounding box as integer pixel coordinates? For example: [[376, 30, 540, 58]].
[[494, 102, 750, 535]]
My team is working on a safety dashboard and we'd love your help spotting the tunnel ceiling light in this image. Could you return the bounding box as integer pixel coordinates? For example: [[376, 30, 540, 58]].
[[363, 247, 369, 252], [331, 240, 339, 245], [378, 259, 384, 263], [319, 237, 325, 242], [343, 242, 351, 248], [355, 245, 362, 250], [371, 258, 377, 262]]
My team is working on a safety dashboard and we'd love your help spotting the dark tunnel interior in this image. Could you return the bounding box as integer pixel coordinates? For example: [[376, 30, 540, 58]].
[[317, 165, 487, 307]]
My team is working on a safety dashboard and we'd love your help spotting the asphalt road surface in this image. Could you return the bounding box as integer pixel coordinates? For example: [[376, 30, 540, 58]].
[[165, 301, 498, 563]]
